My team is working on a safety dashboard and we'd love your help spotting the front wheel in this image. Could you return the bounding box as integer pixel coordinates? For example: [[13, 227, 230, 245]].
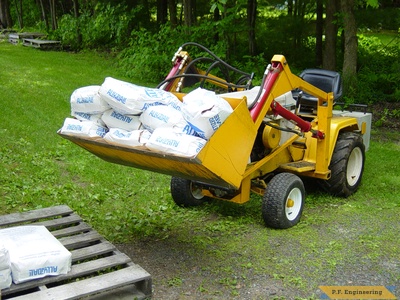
[[170, 177, 209, 207], [262, 173, 305, 229], [319, 132, 365, 197]]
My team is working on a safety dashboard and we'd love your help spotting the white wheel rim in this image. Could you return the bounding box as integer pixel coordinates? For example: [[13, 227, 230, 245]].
[[347, 147, 363, 187], [285, 187, 302, 221], [190, 183, 204, 199]]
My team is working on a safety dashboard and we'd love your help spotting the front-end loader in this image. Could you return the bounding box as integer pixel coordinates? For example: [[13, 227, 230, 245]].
[[59, 42, 372, 229]]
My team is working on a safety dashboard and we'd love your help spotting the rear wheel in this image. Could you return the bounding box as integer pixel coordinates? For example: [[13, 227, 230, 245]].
[[262, 173, 305, 229], [170, 177, 209, 207], [320, 132, 365, 197]]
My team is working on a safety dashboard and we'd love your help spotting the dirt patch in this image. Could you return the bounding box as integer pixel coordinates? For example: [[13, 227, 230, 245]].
[[116, 239, 303, 300]]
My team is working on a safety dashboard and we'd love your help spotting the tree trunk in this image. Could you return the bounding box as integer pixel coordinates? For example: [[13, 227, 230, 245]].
[[213, 7, 220, 43], [49, 0, 57, 30], [287, 0, 293, 16], [14, 0, 23, 28], [341, 0, 358, 96], [183, 0, 193, 33], [315, 0, 323, 67], [38, 0, 49, 31], [157, 0, 168, 26], [323, 0, 339, 70], [247, 0, 257, 56], [168, 0, 177, 28], [73, 0, 81, 47], [0, 0, 13, 28]]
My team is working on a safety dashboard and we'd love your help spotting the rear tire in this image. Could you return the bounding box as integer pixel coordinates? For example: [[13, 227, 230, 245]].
[[262, 173, 305, 229], [320, 132, 365, 197], [170, 177, 209, 207]]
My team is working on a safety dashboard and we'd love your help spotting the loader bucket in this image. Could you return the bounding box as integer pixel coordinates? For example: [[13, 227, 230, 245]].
[[59, 98, 257, 189]]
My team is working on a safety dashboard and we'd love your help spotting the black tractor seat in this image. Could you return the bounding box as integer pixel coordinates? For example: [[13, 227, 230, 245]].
[[292, 68, 343, 113]]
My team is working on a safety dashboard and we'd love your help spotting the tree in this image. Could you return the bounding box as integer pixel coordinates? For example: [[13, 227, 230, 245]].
[[183, 0, 195, 31], [341, 0, 358, 95], [73, 0, 81, 46], [315, 0, 323, 66], [247, 0, 257, 56], [14, 0, 23, 28], [37, 0, 49, 31], [157, 0, 168, 27], [168, 0, 178, 28], [323, 0, 339, 70], [0, 0, 12, 28], [340, 0, 378, 95]]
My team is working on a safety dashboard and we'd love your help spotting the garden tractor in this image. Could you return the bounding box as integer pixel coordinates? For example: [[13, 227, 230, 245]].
[[59, 42, 372, 229]]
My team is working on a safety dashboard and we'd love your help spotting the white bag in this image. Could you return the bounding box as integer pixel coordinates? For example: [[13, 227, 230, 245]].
[[139, 104, 185, 133], [71, 111, 105, 127], [173, 121, 199, 136], [0, 268, 11, 290], [70, 85, 110, 114], [59, 118, 108, 138], [166, 96, 183, 112], [146, 127, 206, 157], [101, 109, 142, 131], [0, 245, 11, 290], [182, 88, 233, 140], [99, 77, 179, 115], [0, 226, 72, 284], [104, 128, 151, 148]]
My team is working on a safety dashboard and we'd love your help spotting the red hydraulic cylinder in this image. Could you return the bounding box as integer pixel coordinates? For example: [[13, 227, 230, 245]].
[[271, 100, 325, 139]]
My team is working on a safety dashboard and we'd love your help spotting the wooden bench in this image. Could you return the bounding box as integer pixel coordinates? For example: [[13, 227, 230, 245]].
[[8, 32, 46, 45], [0, 205, 152, 299], [23, 38, 61, 50]]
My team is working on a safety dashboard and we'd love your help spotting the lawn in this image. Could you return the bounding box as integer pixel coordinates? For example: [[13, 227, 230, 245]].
[[0, 41, 399, 299]]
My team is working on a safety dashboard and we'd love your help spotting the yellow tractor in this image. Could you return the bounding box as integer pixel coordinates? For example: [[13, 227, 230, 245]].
[[59, 42, 372, 229]]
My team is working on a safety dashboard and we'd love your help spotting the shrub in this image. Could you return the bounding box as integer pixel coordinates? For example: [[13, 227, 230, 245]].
[[54, 3, 134, 51], [356, 34, 400, 104], [117, 26, 187, 84]]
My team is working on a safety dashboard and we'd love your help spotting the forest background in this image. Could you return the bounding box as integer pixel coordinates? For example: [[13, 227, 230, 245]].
[[0, 0, 399, 105]]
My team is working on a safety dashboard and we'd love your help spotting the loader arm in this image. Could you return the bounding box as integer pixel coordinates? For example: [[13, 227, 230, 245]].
[[158, 44, 254, 93], [247, 55, 334, 178]]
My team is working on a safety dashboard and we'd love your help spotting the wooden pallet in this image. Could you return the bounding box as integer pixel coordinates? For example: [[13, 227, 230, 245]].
[[8, 32, 46, 45], [0, 205, 152, 299], [23, 38, 61, 50]]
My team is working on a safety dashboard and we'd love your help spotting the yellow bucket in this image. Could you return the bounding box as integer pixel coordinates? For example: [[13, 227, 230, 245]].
[[59, 97, 257, 189]]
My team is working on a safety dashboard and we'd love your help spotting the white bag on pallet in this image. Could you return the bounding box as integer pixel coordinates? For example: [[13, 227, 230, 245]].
[[182, 88, 233, 140], [101, 109, 142, 131], [0, 226, 72, 284], [146, 127, 206, 157], [99, 77, 179, 115], [70, 85, 110, 114], [0, 244, 11, 290]]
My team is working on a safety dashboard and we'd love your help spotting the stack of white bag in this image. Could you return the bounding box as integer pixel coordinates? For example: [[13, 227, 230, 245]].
[[61, 85, 109, 139], [60, 77, 234, 158], [0, 244, 11, 290], [0, 226, 72, 285]]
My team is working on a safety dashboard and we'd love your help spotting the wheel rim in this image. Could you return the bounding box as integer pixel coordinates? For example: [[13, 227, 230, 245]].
[[285, 187, 303, 221], [346, 147, 363, 187], [190, 182, 204, 200]]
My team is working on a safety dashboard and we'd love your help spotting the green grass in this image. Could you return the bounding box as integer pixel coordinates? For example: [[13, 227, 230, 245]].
[[0, 41, 399, 298], [362, 30, 400, 49]]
